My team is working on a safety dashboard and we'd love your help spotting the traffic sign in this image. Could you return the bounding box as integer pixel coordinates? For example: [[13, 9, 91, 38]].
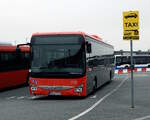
[[123, 11, 139, 40]]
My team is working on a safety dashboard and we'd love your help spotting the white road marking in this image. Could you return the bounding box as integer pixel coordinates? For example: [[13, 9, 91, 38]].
[[17, 96, 25, 100], [134, 115, 150, 120], [29, 96, 38, 100], [68, 77, 128, 120], [90, 95, 97, 99], [6, 96, 16, 100], [28, 96, 43, 100]]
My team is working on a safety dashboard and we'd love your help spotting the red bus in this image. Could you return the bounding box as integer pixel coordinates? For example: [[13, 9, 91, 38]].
[[0, 45, 30, 90], [28, 32, 114, 96]]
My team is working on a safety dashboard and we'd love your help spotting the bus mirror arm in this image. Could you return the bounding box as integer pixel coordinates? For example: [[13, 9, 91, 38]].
[[16, 43, 30, 48], [16, 43, 31, 53]]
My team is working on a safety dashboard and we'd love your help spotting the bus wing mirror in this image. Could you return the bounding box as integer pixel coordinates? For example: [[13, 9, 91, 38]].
[[86, 43, 92, 53]]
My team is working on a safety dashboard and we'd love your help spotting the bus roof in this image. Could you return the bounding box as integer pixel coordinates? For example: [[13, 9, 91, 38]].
[[32, 32, 85, 36], [0, 42, 12, 45], [32, 32, 113, 48], [0, 45, 30, 52]]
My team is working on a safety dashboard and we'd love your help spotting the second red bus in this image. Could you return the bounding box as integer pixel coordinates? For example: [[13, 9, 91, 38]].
[[0, 45, 30, 90]]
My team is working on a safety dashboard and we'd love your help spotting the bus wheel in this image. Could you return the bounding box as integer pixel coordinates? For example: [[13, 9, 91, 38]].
[[26, 74, 29, 85], [93, 77, 97, 91], [125, 66, 129, 69], [109, 71, 112, 83]]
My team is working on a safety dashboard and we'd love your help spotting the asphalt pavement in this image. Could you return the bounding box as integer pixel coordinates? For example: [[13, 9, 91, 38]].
[[0, 72, 150, 120]]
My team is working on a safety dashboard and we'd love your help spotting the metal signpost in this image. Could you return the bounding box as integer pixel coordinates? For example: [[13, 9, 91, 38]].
[[123, 11, 139, 108]]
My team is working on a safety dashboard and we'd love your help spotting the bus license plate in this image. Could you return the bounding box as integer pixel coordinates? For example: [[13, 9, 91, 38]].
[[49, 92, 61, 96]]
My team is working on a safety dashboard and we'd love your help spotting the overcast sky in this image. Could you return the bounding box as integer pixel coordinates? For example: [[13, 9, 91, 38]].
[[0, 0, 149, 51]]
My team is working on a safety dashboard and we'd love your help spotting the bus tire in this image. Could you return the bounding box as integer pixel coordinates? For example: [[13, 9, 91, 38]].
[[93, 77, 97, 91], [109, 71, 112, 83], [26, 74, 29, 85], [125, 66, 129, 69]]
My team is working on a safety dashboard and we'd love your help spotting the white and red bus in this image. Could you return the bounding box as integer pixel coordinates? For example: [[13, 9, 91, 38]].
[[0, 45, 30, 90], [115, 55, 150, 69], [28, 32, 114, 96]]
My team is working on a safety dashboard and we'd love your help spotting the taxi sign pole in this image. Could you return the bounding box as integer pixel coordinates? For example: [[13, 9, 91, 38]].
[[130, 39, 134, 108], [123, 11, 139, 108]]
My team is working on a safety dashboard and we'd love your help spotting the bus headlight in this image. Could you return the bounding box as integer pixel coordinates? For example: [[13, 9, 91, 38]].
[[31, 87, 37, 91], [30, 83, 37, 91], [74, 84, 83, 93]]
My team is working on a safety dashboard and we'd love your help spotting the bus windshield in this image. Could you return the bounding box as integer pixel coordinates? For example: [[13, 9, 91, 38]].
[[31, 35, 85, 77], [116, 56, 130, 65]]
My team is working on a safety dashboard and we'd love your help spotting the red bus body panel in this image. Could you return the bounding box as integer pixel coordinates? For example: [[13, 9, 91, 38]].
[[0, 45, 30, 52], [32, 32, 113, 48], [0, 70, 28, 90], [0, 45, 30, 90], [29, 76, 87, 96]]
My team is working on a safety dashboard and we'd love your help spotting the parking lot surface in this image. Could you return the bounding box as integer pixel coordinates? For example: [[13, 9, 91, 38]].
[[0, 72, 150, 120]]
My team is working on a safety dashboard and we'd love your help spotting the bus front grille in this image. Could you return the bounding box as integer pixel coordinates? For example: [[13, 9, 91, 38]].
[[38, 86, 73, 90]]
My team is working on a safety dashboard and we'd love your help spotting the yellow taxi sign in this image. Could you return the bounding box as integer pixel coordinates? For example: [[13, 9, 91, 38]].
[[123, 11, 139, 40]]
